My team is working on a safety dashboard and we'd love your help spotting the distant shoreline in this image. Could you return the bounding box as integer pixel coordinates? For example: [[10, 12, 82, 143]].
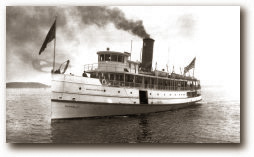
[[6, 82, 223, 89], [6, 82, 50, 88]]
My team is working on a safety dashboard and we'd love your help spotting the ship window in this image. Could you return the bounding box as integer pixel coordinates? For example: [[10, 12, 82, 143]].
[[119, 74, 124, 81], [130, 92, 132, 94], [118, 55, 124, 63], [150, 78, 155, 85], [109, 73, 115, 80], [154, 78, 157, 86], [105, 54, 110, 61], [111, 55, 117, 62], [118, 91, 120, 93], [125, 74, 134, 82], [144, 77, 149, 88], [158, 79, 163, 89], [166, 80, 169, 86], [98, 72, 103, 80], [135, 76, 142, 83], [100, 54, 105, 61], [125, 74, 130, 82], [115, 74, 124, 82], [115, 74, 121, 82], [104, 73, 109, 80], [162, 79, 166, 86]]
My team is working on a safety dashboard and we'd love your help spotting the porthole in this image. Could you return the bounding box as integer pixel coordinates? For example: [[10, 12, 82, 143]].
[[118, 91, 120, 93], [79, 87, 81, 90], [150, 93, 152, 95], [104, 89, 106, 92], [130, 92, 132, 94]]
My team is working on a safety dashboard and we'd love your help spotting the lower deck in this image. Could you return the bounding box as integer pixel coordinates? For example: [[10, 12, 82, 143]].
[[51, 74, 202, 119]]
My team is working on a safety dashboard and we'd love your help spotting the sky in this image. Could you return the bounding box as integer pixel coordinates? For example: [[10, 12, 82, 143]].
[[6, 6, 240, 88]]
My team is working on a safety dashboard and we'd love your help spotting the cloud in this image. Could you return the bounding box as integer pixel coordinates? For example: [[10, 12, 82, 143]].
[[6, 6, 149, 82], [176, 14, 196, 37], [6, 6, 68, 74]]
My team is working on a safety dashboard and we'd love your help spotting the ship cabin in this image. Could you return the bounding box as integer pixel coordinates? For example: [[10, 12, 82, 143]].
[[84, 49, 201, 93]]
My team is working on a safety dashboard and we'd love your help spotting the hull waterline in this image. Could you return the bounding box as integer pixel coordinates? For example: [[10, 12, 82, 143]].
[[51, 96, 202, 119]]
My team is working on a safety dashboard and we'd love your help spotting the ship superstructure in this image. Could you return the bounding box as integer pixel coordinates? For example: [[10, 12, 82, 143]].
[[51, 37, 202, 119]]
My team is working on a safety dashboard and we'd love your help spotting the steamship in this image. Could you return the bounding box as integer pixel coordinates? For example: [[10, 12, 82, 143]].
[[51, 37, 202, 119]]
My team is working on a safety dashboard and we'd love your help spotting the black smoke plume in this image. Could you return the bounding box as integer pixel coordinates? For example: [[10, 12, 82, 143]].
[[76, 6, 149, 38]]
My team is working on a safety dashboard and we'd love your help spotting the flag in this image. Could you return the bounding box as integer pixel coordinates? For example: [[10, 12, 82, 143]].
[[39, 20, 56, 55], [184, 57, 196, 74]]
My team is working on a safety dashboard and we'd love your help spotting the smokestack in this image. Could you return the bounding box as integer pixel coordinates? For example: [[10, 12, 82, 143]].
[[140, 37, 154, 72]]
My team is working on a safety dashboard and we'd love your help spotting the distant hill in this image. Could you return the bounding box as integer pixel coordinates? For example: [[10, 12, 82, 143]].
[[6, 82, 50, 88]]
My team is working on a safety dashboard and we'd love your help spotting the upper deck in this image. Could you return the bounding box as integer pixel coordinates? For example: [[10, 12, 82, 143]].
[[82, 41, 200, 92]]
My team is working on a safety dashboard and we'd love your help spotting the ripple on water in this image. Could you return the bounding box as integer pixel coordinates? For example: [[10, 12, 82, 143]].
[[6, 87, 240, 143]]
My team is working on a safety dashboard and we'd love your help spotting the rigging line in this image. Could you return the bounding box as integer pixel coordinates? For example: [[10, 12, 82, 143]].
[[123, 87, 135, 103], [53, 16, 57, 72]]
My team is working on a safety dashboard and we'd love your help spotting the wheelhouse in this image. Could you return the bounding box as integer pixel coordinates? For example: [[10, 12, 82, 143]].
[[84, 50, 140, 74]]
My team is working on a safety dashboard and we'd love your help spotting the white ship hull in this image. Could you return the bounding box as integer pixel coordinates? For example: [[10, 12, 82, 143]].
[[51, 74, 202, 119], [51, 98, 201, 119]]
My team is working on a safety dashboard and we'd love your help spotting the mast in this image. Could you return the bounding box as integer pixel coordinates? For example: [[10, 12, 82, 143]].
[[53, 16, 57, 72], [167, 47, 169, 72], [130, 40, 132, 61], [140, 48, 142, 62]]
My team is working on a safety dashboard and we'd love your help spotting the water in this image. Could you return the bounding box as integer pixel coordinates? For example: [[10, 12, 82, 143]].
[[6, 86, 240, 143]]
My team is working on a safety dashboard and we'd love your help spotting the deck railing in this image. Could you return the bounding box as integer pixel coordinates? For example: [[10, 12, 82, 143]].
[[84, 62, 128, 72], [84, 64, 98, 71]]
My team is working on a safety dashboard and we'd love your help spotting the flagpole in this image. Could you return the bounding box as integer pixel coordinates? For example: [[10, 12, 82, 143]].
[[53, 16, 57, 72], [193, 66, 195, 91], [193, 67, 195, 79]]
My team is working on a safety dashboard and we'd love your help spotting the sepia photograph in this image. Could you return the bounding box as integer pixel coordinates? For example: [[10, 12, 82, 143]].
[[6, 6, 240, 143]]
